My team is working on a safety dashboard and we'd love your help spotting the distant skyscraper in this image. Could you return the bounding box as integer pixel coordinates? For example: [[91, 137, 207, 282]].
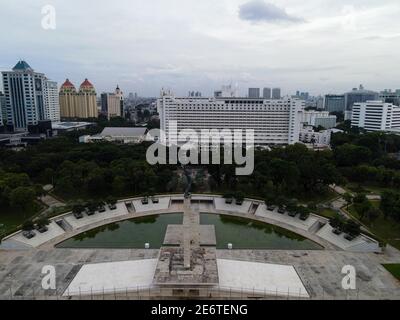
[[43, 80, 60, 121], [59, 78, 98, 119], [379, 89, 400, 106], [101, 86, 124, 119], [248, 88, 260, 98], [345, 85, 378, 111], [272, 88, 281, 99], [324, 94, 346, 113], [263, 88, 271, 99], [0, 91, 6, 126], [1, 60, 59, 130]]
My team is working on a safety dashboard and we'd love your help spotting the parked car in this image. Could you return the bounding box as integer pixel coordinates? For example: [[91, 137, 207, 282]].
[[73, 212, 83, 219], [332, 228, 342, 235], [141, 197, 149, 205], [22, 231, 35, 239], [108, 203, 117, 210], [278, 206, 286, 214], [151, 197, 159, 204], [98, 205, 106, 213], [344, 234, 356, 241], [236, 199, 243, 205], [86, 208, 96, 216], [37, 226, 49, 233], [267, 205, 276, 211], [225, 198, 233, 204], [299, 213, 310, 221], [288, 211, 297, 217]]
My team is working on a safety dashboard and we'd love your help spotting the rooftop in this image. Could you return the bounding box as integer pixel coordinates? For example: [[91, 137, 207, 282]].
[[100, 127, 147, 137], [12, 60, 33, 72]]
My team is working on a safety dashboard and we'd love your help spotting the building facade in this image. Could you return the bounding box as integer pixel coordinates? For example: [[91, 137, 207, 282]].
[[263, 88, 271, 99], [1, 61, 60, 130], [351, 101, 400, 132], [272, 88, 281, 100], [60, 79, 98, 119], [43, 80, 60, 121], [101, 86, 124, 119], [248, 88, 260, 98], [0, 91, 5, 126], [379, 89, 400, 106], [324, 94, 345, 113], [301, 111, 337, 129], [345, 85, 378, 111], [157, 90, 304, 146]]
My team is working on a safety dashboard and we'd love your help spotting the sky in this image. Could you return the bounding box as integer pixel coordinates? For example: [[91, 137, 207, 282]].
[[1, 0, 400, 97]]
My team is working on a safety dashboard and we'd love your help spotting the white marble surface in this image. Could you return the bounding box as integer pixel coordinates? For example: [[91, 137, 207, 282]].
[[64, 202, 129, 230], [63, 259, 158, 296], [8, 222, 65, 248], [316, 224, 380, 252], [214, 197, 252, 214], [132, 197, 170, 213], [255, 204, 319, 231], [217, 259, 309, 298]]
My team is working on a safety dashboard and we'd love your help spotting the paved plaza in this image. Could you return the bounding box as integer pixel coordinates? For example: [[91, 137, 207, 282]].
[[0, 194, 399, 300]]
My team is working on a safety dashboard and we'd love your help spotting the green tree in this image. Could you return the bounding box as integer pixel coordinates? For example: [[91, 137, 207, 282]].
[[10, 187, 36, 210]]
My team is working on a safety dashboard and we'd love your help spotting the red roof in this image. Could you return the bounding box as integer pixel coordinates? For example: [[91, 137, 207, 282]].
[[80, 78, 94, 87], [61, 79, 75, 88]]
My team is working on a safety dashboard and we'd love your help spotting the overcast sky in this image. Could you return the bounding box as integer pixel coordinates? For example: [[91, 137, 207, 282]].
[[1, 0, 400, 97]]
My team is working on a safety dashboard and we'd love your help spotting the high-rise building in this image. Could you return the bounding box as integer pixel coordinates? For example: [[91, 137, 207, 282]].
[[43, 80, 60, 121], [59, 78, 98, 119], [272, 88, 281, 99], [351, 101, 400, 132], [158, 90, 304, 146], [1, 60, 60, 130], [324, 94, 346, 113], [0, 91, 6, 126], [248, 88, 260, 98], [263, 88, 271, 99], [379, 89, 400, 106], [101, 86, 124, 119], [345, 85, 378, 111]]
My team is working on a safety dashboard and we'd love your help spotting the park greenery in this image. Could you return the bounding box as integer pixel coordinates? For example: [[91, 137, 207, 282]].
[[1, 124, 400, 238]]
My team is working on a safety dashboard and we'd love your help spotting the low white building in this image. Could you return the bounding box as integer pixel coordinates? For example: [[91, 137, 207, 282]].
[[301, 111, 337, 129], [80, 127, 148, 144], [299, 126, 343, 147], [351, 101, 400, 132]]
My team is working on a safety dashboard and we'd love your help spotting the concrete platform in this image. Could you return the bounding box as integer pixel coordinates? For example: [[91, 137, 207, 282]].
[[214, 198, 252, 214], [63, 259, 158, 296], [255, 204, 320, 232], [132, 197, 170, 213], [163, 225, 216, 246], [217, 259, 309, 298], [4, 222, 65, 248], [64, 202, 129, 230]]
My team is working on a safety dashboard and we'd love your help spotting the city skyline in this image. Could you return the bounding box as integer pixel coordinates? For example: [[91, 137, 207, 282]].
[[1, 0, 400, 96]]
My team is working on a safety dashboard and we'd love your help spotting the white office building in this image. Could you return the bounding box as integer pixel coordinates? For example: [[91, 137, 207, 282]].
[[351, 101, 400, 132], [1, 60, 60, 130], [43, 80, 60, 122], [157, 90, 304, 146], [301, 111, 337, 129]]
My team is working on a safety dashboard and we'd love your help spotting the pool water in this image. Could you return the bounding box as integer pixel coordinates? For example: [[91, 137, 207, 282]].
[[57, 213, 183, 249], [56, 213, 322, 250], [200, 213, 322, 250]]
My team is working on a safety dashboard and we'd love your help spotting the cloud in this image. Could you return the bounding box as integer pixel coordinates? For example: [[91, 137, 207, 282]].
[[239, 0, 304, 23]]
